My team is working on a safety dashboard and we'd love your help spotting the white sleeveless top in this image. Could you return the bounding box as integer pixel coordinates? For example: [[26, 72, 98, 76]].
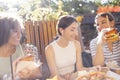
[[51, 41, 76, 75]]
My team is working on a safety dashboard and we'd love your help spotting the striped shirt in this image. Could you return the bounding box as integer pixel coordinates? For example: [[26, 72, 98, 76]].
[[90, 37, 120, 63]]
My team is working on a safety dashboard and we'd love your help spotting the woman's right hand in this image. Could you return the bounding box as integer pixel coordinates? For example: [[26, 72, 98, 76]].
[[97, 28, 109, 45]]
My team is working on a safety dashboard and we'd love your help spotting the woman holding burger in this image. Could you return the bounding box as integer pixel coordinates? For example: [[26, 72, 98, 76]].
[[90, 12, 120, 67]]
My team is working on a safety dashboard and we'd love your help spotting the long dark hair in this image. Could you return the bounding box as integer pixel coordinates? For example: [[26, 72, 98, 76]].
[[0, 14, 23, 46]]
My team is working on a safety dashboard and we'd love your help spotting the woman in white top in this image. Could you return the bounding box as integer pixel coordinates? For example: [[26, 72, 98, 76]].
[[45, 15, 83, 80]]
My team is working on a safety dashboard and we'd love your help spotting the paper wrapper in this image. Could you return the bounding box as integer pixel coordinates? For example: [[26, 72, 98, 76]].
[[16, 60, 42, 79], [16, 61, 41, 73]]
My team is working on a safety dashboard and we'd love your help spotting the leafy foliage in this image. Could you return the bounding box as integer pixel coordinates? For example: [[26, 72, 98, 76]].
[[62, 0, 98, 16], [0, 0, 120, 21]]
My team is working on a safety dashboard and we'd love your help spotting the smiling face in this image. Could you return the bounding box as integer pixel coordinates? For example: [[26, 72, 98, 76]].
[[96, 16, 115, 32], [60, 22, 79, 41], [8, 25, 21, 46], [95, 13, 115, 32], [0, 14, 23, 47]]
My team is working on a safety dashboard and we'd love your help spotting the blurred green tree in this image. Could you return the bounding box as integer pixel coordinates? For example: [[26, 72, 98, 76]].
[[0, 0, 120, 21]]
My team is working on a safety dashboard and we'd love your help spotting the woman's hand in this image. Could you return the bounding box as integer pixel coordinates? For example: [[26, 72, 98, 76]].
[[89, 65, 109, 72], [13, 54, 42, 79], [13, 54, 34, 73], [16, 64, 42, 79], [16, 67, 32, 79], [70, 72, 78, 80], [97, 28, 110, 45]]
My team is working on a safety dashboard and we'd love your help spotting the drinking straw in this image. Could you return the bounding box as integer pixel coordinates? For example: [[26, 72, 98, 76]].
[[106, 15, 110, 28]]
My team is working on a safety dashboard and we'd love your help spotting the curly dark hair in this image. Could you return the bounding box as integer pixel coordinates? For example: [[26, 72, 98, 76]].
[[0, 13, 23, 46]]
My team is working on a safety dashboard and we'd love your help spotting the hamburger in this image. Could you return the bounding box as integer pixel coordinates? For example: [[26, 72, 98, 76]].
[[104, 28, 119, 43]]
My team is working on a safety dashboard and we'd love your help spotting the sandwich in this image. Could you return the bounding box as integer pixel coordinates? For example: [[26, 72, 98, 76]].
[[104, 28, 119, 43], [15, 54, 42, 79], [18, 54, 34, 61]]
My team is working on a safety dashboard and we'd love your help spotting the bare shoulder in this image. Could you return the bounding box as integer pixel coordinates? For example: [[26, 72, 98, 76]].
[[73, 40, 81, 47], [45, 43, 54, 55], [73, 40, 81, 53], [45, 44, 52, 51]]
